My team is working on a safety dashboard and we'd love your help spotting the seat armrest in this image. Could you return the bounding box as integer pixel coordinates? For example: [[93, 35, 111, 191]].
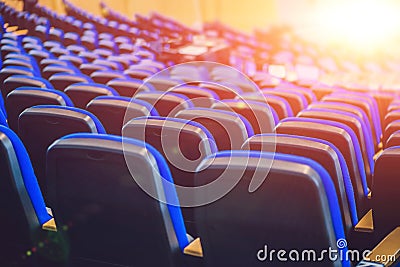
[[354, 209, 374, 233], [357, 227, 400, 266], [42, 207, 57, 232], [183, 238, 203, 258]]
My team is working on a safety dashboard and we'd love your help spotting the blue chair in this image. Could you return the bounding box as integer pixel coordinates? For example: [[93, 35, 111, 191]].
[[64, 82, 118, 109], [243, 133, 359, 233], [78, 52, 100, 64], [175, 108, 254, 150], [43, 40, 63, 51], [199, 82, 243, 100], [80, 62, 111, 75], [123, 116, 218, 232], [299, 108, 375, 187], [63, 32, 80, 46], [135, 92, 194, 117], [23, 43, 43, 54], [171, 85, 219, 108], [42, 64, 77, 80], [29, 49, 53, 64], [212, 99, 276, 134], [373, 146, 400, 242], [0, 66, 35, 94], [5, 87, 73, 132], [0, 45, 22, 61], [384, 109, 400, 131], [194, 151, 350, 267], [107, 78, 156, 97], [241, 93, 293, 120], [93, 59, 123, 71], [2, 58, 35, 71], [123, 68, 154, 80], [385, 130, 400, 148], [91, 70, 127, 85], [46, 133, 189, 266], [93, 48, 113, 58], [49, 72, 92, 91], [263, 89, 307, 115], [87, 96, 158, 135], [276, 117, 369, 217], [0, 125, 55, 265], [58, 54, 87, 68], [123, 116, 217, 187], [49, 47, 70, 58], [4, 53, 32, 62], [34, 25, 49, 42], [308, 102, 373, 141], [18, 105, 105, 198], [107, 55, 130, 69], [144, 77, 183, 91], [49, 28, 64, 43], [276, 86, 317, 104], [39, 58, 71, 71], [323, 94, 381, 147], [3, 75, 53, 99]]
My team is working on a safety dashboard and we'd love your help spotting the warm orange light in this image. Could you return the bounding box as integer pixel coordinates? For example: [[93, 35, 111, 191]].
[[311, 0, 400, 52]]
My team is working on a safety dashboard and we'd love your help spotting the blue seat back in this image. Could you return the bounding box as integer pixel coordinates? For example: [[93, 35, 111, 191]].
[[46, 133, 188, 266]]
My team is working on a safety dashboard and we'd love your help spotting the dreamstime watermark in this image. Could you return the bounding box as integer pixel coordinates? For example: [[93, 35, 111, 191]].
[[256, 239, 396, 264]]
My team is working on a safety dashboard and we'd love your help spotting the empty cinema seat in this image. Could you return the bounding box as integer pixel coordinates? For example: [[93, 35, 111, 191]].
[[373, 147, 400, 241], [5, 87, 73, 132], [199, 82, 242, 100], [123, 116, 218, 232], [58, 54, 87, 68], [242, 134, 358, 233], [18, 105, 106, 198], [144, 77, 182, 91], [1, 58, 36, 72], [64, 82, 118, 109], [29, 49, 52, 63], [193, 151, 349, 267], [212, 100, 276, 134], [298, 108, 374, 186], [42, 64, 77, 79], [0, 125, 55, 265], [46, 133, 189, 267], [3, 1, 400, 265], [175, 108, 254, 150], [90, 70, 127, 84], [385, 130, 400, 148], [49, 72, 92, 91], [123, 116, 217, 188], [263, 89, 307, 115], [135, 92, 193, 117], [2, 75, 53, 99], [0, 66, 34, 90], [383, 120, 400, 148], [170, 85, 219, 108], [87, 96, 158, 135], [39, 58, 71, 70], [123, 68, 154, 80], [323, 94, 381, 147], [106, 78, 155, 97], [240, 93, 293, 120], [79, 63, 109, 76], [276, 117, 369, 216]]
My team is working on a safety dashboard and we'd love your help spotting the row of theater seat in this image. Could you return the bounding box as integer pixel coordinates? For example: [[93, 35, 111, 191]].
[[0, 2, 399, 267]]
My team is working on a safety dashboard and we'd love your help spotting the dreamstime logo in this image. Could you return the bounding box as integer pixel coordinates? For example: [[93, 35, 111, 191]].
[[121, 61, 277, 207], [256, 239, 396, 264]]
